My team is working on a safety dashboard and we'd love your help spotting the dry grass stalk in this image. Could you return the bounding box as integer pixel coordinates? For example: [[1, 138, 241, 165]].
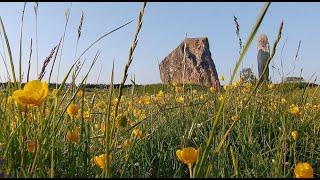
[[38, 45, 58, 80], [27, 39, 32, 82]]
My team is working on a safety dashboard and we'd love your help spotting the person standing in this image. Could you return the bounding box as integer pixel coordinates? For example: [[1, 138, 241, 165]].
[[257, 34, 270, 83]]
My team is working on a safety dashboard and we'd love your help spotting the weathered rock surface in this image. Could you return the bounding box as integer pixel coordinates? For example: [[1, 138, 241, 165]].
[[159, 37, 220, 88]]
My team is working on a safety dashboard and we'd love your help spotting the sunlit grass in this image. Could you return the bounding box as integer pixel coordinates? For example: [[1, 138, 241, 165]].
[[0, 2, 319, 178]]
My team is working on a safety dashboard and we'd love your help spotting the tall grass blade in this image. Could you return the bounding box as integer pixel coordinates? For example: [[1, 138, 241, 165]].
[[194, 2, 271, 177], [0, 16, 17, 88]]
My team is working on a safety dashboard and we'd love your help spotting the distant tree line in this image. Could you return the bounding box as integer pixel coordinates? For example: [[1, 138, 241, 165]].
[[239, 67, 318, 87]]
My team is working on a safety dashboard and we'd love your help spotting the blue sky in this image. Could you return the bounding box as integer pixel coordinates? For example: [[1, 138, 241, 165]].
[[0, 2, 319, 85]]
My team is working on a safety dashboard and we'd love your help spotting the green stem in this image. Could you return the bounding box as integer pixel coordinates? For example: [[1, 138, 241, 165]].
[[188, 163, 193, 178]]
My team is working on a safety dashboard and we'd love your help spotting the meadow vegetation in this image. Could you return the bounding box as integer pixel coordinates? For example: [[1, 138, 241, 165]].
[[0, 2, 318, 178]]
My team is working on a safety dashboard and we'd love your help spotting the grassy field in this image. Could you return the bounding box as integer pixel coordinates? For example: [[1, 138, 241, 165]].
[[0, 2, 319, 178], [0, 82, 319, 178]]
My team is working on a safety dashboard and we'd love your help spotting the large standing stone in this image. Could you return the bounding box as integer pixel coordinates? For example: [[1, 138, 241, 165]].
[[159, 37, 220, 88]]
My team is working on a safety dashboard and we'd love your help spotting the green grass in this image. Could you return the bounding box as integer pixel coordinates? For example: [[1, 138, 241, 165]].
[[0, 2, 319, 178], [0, 81, 320, 178]]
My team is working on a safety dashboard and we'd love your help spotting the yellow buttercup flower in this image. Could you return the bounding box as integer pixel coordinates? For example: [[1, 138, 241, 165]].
[[176, 147, 199, 178], [132, 129, 143, 139], [66, 129, 80, 143], [223, 85, 232, 91], [95, 101, 106, 111], [209, 87, 216, 93], [155, 90, 164, 101], [243, 82, 252, 89], [12, 80, 48, 106], [289, 104, 300, 116], [291, 131, 298, 141], [232, 78, 242, 87], [231, 115, 239, 122], [133, 109, 142, 118], [268, 83, 275, 90], [76, 90, 83, 98], [218, 95, 224, 102], [176, 96, 184, 104], [92, 153, 112, 169], [157, 90, 164, 97], [83, 111, 91, 120], [67, 104, 80, 117], [172, 81, 178, 87], [139, 95, 151, 105], [175, 86, 182, 93], [294, 162, 313, 178], [176, 147, 199, 165], [112, 97, 124, 105]]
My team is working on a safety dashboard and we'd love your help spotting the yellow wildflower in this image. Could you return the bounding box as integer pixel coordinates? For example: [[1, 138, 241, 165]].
[[244, 82, 252, 89], [232, 78, 242, 87], [172, 81, 178, 87], [175, 86, 182, 93], [218, 95, 224, 102], [95, 101, 106, 111], [291, 131, 298, 141], [66, 129, 80, 143], [289, 104, 300, 116], [133, 109, 142, 118], [67, 104, 80, 117], [176, 96, 184, 104], [192, 89, 198, 94], [268, 83, 275, 90], [156, 90, 164, 100], [83, 111, 91, 120], [176, 147, 198, 165], [12, 80, 48, 106], [176, 147, 199, 178], [132, 129, 143, 139], [92, 153, 112, 169], [231, 115, 239, 122], [209, 87, 216, 93], [139, 95, 151, 105], [76, 90, 83, 98], [224, 85, 232, 91], [294, 162, 313, 178]]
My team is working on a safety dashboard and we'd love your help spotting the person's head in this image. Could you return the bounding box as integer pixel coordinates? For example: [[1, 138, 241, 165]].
[[258, 34, 269, 52]]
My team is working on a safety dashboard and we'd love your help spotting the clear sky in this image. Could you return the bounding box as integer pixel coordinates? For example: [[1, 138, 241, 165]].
[[0, 2, 319, 85]]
